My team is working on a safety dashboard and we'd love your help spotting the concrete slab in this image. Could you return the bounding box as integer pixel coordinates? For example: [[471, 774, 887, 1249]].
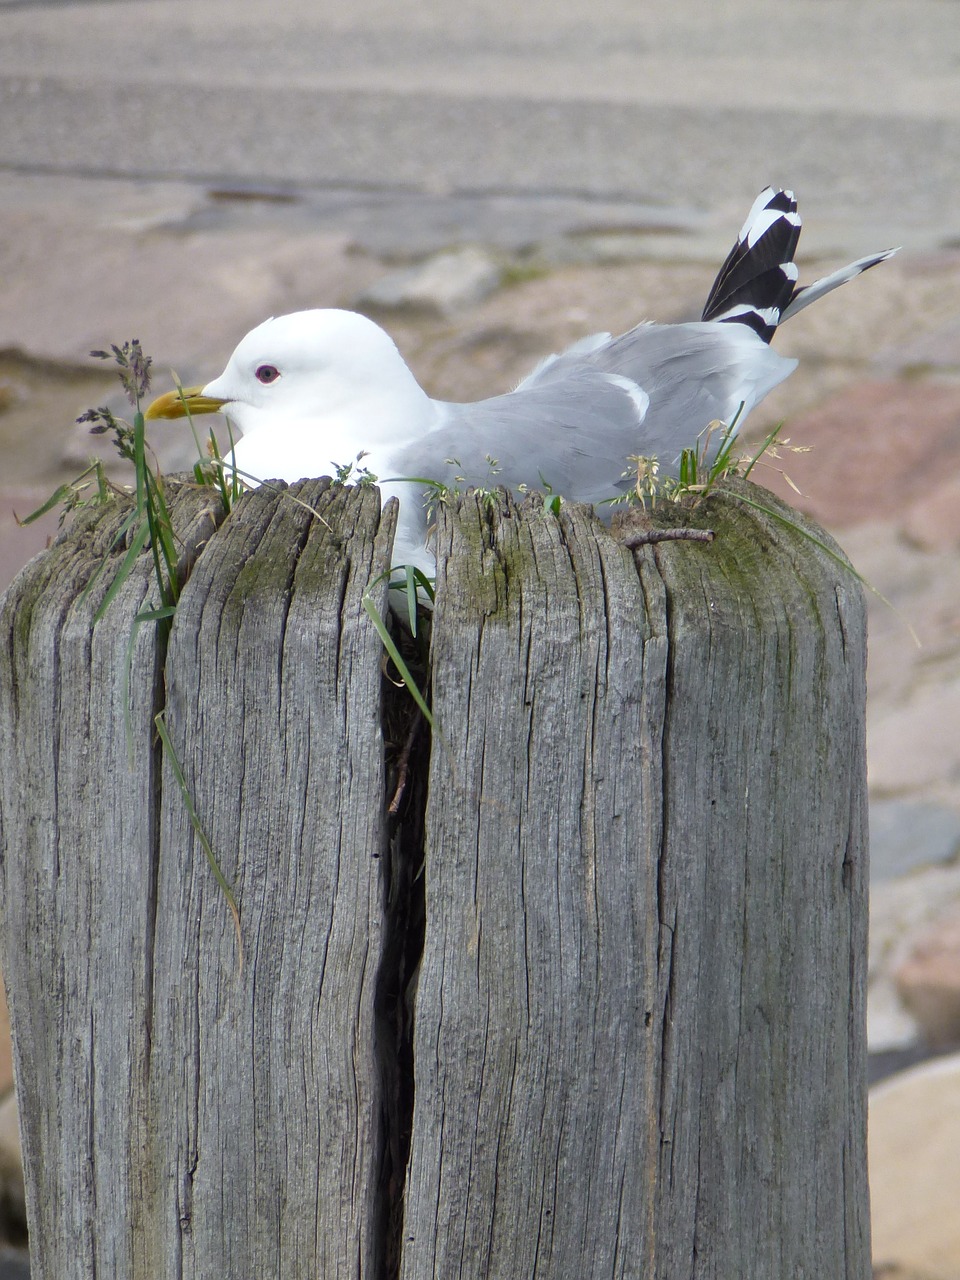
[[0, 0, 958, 246]]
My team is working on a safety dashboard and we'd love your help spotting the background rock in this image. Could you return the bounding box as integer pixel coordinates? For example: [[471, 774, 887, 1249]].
[[356, 246, 503, 316], [870, 1054, 960, 1280], [895, 903, 960, 1048]]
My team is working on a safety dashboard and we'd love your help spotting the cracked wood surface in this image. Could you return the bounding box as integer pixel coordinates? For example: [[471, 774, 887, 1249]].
[[0, 477, 869, 1279], [147, 480, 396, 1278], [0, 480, 225, 1279], [403, 483, 870, 1280], [0, 479, 397, 1279]]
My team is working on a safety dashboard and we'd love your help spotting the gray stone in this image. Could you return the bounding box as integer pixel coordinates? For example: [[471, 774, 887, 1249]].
[[868, 679, 960, 808], [868, 1044, 943, 1088], [872, 1262, 944, 1280], [1, 4, 959, 253], [868, 973, 923, 1055], [522, 228, 721, 272], [177, 186, 706, 261], [870, 800, 960, 884], [895, 903, 960, 1048], [869, 865, 960, 1054], [0, 380, 26, 416], [357, 247, 503, 316], [0, 1250, 28, 1280]]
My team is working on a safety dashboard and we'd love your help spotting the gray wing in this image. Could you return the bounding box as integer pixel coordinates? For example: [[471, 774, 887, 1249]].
[[392, 320, 796, 507], [393, 370, 648, 507]]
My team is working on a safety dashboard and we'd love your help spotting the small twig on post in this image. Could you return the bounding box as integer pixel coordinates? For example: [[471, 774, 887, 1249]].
[[618, 527, 715, 549], [389, 710, 424, 815]]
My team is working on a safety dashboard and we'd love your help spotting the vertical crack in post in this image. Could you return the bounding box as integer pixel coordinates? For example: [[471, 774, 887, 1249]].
[[373, 616, 431, 1279]]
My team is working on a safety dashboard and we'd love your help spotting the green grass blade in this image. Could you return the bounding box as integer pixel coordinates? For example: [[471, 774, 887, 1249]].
[[740, 421, 786, 480], [410, 566, 436, 604], [141, 476, 174, 612], [144, 469, 180, 606], [362, 591, 434, 727], [403, 564, 419, 636], [16, 483, 79, 525], [209, 427, 231, 506], [710, 424, 739, 477], [122, 604, 177, 765], [379, 475, 447, 489], [225, 421, 242, 505], [155, 710, 244, 971], [178, 381, 208, 465], [92, 518, 151, 621], [136, 607, 177, 622], [133, 409, 148, 515]]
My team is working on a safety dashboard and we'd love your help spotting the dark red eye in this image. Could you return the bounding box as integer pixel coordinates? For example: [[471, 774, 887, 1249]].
[[256, 364, 280, 384]]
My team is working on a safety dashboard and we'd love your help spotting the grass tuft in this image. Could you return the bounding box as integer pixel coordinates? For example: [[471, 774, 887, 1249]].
[[363, 569, 435, 726], [45, 341, 247, 944]]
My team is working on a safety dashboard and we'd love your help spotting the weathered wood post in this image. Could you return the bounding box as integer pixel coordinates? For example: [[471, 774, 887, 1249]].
[[405, 483, 870, 1279], [0, 476, 870, 1278], [0, 478, 399, 1277]]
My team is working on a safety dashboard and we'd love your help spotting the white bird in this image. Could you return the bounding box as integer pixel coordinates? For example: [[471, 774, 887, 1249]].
[[145, 188, 896, 578]]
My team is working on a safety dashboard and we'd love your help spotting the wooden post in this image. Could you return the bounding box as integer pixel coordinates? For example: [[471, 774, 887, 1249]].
[[404, 483, 870, 1279], [0, 477, 870, 1278], [0, 482, 223, 1280], [0, 478, 398, 1278]]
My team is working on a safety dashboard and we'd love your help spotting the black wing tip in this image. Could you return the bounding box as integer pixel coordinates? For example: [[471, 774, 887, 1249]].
[[704, 191, 900, 339], [761, 188, 797, 215], [701, 187, 803, 339]]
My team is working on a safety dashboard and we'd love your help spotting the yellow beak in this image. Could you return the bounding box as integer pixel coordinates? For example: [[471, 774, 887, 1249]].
[[144, 386, 227, 420]]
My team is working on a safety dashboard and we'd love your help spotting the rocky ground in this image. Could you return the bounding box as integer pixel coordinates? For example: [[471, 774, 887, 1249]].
[[1, 177, 959, 1278]]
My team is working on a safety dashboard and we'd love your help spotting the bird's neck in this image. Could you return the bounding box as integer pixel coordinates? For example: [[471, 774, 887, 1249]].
[[223, 385, 442, 487]]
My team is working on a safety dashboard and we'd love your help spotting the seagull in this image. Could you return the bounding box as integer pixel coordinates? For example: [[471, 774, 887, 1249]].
[[145, 188, 896, 577]]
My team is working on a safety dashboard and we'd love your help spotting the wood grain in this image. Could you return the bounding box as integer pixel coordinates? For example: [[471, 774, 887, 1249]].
[[0, 476, 870, 1279], [143, 479, 397, 1279], [0, 481, 224, 1279], [402, 482, 870, 1280], [0, 479, 398, 1278]]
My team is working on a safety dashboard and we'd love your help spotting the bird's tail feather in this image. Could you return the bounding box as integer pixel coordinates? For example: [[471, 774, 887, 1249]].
[[701, 187, 802, 342], [702, 187, 898, 343], [780, 248, 899, 322]]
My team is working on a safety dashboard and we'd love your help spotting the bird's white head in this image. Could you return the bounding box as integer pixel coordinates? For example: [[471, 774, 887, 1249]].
[[145, 308, 436, 463], [201, 309, 430, 437]]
